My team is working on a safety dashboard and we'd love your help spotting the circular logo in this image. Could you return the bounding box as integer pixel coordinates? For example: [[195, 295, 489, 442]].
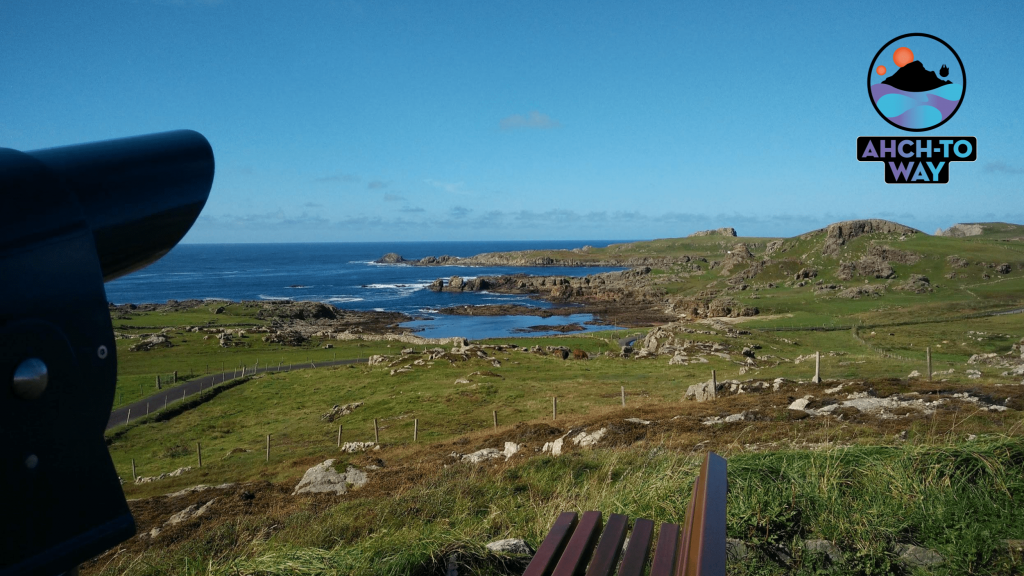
[[868, 33, 965, 131]]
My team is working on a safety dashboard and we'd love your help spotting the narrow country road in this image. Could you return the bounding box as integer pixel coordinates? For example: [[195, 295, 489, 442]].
[[106, 358, 367, 430]]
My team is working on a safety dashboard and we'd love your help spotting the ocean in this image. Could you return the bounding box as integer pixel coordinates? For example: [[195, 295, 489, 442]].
[[104, 241, 629, 340]]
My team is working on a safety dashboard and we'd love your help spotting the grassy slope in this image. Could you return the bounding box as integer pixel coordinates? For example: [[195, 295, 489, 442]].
[[92, 222, 1024, 575]]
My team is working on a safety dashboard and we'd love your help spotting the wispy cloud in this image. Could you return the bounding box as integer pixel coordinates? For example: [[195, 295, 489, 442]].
[[399, 206, 425, 213], [985, 161, 1024, 174], [450, 206, 472, 218], [314, 173, 360, 183], [500, 111, 560, 131], [303, 202, 324, 208], [368, 180, 389, 189], [383, 193, 406, 202], [424, 179, 467, 195]]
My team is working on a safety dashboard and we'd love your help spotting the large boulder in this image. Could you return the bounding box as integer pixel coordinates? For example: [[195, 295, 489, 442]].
[[685, 378, 723, 402], [293, 460, 368, 495], [375, 253, 408, 264]]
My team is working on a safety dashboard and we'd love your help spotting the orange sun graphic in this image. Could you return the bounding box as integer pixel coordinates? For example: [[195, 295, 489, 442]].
[[876, 65, 887, 75], [893, 46, 914, 67]]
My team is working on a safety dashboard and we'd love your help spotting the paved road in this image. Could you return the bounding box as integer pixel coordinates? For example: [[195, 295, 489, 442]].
[[106, 358, 367, 430]]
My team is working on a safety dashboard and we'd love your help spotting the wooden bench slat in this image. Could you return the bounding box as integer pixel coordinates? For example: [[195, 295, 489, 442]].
[[552, 511, 603, 576], [650, 523, 681, 576], [678, 453, 728, 576], [524, 512, 579, 576], [584, 513, 628, 576], [676, 472, 702, 576], [616, 518, 654, 576]]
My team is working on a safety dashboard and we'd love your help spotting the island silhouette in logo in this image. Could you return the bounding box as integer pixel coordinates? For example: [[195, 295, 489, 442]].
[[869, 34, 965, 131]]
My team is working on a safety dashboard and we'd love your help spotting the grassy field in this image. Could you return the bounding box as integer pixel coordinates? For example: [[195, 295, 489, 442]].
[[88, 222, 1024, 575]]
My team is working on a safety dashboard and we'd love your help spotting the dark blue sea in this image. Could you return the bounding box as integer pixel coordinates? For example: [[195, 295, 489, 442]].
[[104, 241, 629, 339]]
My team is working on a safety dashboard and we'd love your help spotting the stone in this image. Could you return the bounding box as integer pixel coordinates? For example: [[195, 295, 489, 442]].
[[293, 460, 367, 495], [726, 538, 751, 561], [907, 370, 921, 379], [542, 434, 569, 456], [167, 498, 216, 527], [788, 397, 811, 411], [894, 544, 943, 567], [486, 538, 535, 556], [624, 418, 652, 425], [803, 539, 843, 563]]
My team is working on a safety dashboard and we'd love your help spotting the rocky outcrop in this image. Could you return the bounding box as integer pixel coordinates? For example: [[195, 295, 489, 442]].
[[688, 227, 738, 237], [375, 252, 408, 264], [669, 292, 758, 319], [937, 223, 985, 237], [805, 220, 920, 255], [836, 256, 896, 280]]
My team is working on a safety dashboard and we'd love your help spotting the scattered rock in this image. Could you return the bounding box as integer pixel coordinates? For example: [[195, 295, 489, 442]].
[[572, 429, 608, 448], [461, 442, 522, 463], [340, 441, 378, 453], [907, 370, 921, 379], [320, 402, 363, 422], [136, 466, 192, 484]]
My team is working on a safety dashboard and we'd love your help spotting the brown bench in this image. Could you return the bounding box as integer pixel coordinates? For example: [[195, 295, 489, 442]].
[[522, 452, 727, 576]]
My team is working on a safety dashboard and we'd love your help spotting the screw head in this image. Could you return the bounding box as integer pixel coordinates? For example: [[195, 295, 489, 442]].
[[25, 454, 38, 469], [97, 345, 108, 359], [12, 358, 48, 400]]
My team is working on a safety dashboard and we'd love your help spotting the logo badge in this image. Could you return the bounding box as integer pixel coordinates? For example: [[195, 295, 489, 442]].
[[867, 33, 965, 132], [858, 33, 975, 183]]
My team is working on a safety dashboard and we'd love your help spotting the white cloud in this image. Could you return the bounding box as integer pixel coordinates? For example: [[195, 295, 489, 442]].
[[500, 111, 560, 131]]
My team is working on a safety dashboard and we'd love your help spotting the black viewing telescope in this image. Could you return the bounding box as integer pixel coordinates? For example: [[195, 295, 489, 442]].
[[0, 130, 215, 575]]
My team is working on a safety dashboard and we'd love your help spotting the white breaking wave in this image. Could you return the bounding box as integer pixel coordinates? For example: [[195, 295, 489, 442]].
[[258, 295, 294, 301], [325, 297, 364, 303], [364, 283, 430, 289]]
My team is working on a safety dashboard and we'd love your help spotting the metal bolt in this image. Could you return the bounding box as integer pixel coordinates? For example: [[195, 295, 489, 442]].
[[12, 358, 48, 400], [97, 345, 108, 359]]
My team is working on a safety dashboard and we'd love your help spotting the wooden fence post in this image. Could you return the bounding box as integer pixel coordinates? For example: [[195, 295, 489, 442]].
[[414, 419, 418, 442], [493, 410, 498, 428], [373, 418, 379, 443], [126, 408, 131, 425], [173, 371, 177, 384], [621, 386, 625, 407], [197, 442, 202, 468], [711, 370, 717, 401], [337, 424, 343, 448], [146, 403, 149, 416], [266, 434, 270, 462], [813, 351, 822, 383], [156, 375, 161, 390], [131, 458, 136, 481], [552, 397, 557, 420]]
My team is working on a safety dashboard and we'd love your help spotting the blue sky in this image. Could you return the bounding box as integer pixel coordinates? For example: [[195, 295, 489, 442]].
[[3, 0, 1022, 242]]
